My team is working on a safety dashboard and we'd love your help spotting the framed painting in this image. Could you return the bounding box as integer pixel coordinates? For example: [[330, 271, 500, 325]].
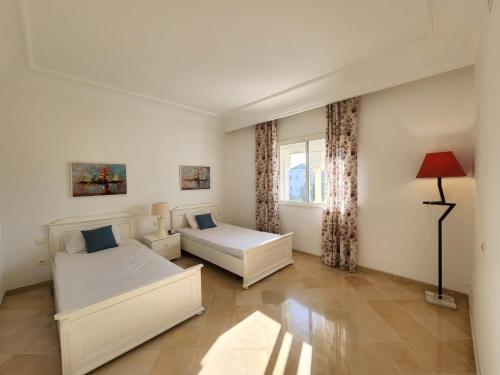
[[180, 165, 210, 190], [71, 162, 127, 197]]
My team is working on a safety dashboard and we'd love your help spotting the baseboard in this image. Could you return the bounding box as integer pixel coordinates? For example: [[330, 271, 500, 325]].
[[357, 265, 469, 299], [292, 248, 321, 257], [4, 280, 51, 296], [468, 291, 481, 375], [292, 250, 469, 298]]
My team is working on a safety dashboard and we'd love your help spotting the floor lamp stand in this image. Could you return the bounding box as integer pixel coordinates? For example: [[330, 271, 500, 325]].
[[422, 177, 457, 309]]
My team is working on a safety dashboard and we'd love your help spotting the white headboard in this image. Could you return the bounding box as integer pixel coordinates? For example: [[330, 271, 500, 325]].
[[48, 212, 137, 259], [171, 203, 221, 231]]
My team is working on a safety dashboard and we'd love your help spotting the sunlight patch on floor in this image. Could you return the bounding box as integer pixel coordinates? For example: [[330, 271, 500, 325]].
[[197, 311, 312, 375], [198, 311, 280, 374], [297, 342, 312, 375], [272, 332, 293, 375]]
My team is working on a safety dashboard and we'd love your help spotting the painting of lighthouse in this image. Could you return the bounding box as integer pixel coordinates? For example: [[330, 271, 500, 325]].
[[71, 163, 127, 197]]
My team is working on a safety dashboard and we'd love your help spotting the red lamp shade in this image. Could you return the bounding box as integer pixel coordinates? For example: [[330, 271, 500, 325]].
[[416, 151, 466, 178]]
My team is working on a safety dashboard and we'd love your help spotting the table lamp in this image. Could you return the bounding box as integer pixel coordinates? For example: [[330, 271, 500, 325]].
[[416, 151, 466, 309], [151, 202, 169, 238]]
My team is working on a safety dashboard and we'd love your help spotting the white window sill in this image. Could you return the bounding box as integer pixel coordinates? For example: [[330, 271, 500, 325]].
[[279, 201, 323, 209]]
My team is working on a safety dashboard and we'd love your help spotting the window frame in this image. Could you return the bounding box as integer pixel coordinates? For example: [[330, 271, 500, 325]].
[[278, 134, 325, 208]]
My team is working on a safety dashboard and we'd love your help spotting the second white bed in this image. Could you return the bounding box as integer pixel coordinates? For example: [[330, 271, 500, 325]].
[[172, 204, 294, 289], [177, 222, 281, 259]]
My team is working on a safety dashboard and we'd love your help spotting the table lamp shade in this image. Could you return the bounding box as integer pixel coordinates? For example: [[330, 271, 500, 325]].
[[416, 151, 466, 178], [151, 202, 169, 217]]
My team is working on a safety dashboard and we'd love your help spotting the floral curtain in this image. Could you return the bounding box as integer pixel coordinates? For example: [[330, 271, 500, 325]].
[[321, 98, 359, 272], [255, 120, 280, 234]]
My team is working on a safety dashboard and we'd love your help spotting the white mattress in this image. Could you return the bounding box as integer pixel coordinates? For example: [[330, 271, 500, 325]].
[[54, 239, 183, 314], [177, 222, 280, 259]]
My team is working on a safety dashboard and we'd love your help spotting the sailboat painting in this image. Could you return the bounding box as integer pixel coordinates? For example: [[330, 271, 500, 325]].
[[180, 165, 210, 190], [71, 162, 127, 197]]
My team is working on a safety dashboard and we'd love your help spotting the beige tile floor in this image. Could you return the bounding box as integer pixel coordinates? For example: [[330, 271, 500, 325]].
[[0, 251, 476, 375]]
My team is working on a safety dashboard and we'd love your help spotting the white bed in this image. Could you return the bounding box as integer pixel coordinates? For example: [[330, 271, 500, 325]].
[[49, 213, 203, 375], [171, 204, 293, 289], [53, 239, 184, 314]]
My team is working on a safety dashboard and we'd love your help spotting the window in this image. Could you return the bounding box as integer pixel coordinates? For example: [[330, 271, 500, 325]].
[[279, 138, 326, 205]]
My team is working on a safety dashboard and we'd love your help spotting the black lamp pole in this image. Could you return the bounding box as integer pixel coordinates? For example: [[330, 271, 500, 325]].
[[422, 177, 456, 299]]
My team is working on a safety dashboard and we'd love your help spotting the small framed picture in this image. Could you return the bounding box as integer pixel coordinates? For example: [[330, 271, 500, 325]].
[[179, 165, 210, 190]]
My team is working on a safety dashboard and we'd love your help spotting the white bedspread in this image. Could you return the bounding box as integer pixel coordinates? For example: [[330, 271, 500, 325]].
[[177, 222, 280, 259], [54, 239, 183, 314]]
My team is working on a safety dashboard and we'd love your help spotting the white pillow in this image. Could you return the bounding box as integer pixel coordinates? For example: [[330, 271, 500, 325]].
[[63, 231, 86, 253], [111, 224, 122, 245], [185, 214, 199, 230], [185, 213, 218, 229], [112, 224, 122, 244], [63, 224, 122, 253]]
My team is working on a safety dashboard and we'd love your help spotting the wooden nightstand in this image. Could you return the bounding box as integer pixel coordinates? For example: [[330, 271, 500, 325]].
[[142, 232, 181, 260]]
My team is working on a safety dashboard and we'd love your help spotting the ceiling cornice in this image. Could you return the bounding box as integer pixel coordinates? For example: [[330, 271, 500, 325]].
[[29, 65, 221, 117], [222, 0, 434, 119], [221, 60, 475, 132], [17, 0, 477, 129], [18, 0, 437, 121], [221, 41, 476, 132], [18, 0, 220, 118]]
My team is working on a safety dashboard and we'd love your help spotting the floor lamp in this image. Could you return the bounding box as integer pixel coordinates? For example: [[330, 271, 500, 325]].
[[416, 151, 466, 309]]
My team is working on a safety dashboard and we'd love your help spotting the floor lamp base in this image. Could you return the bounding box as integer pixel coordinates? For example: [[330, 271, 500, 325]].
[[425, 291, 457, 309]]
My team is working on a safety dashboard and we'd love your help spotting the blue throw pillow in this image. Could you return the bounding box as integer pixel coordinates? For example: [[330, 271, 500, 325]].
[[195, 213, 216, 230], [81, 225, 118, 253]]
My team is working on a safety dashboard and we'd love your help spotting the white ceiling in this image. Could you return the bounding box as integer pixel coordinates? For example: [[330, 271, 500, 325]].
[[21, 0, 481, 130]]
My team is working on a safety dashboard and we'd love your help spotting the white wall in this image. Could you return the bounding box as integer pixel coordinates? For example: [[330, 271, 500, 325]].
[[0, 73, 223, 290], [472, 4, 500, 374], [0, 0, 223, 292], [224, 67, 475, 292], [0, 0, 23, 295], [223, 125, 256, 230], [223, 107, 325, 256], [0, 215, 5, 304], [276, 108, 325, 255], [0, 0, 24, 83], [358, 67, 475, 293]]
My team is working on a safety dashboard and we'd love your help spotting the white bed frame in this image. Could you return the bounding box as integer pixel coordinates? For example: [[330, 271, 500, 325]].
[[171, 203, 293, 289], [48, 212, 203, 375]]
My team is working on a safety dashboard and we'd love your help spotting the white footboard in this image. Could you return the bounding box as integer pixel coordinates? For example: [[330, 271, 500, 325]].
[[56, 265, 203, 375], [242, 233, 294, 289]]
